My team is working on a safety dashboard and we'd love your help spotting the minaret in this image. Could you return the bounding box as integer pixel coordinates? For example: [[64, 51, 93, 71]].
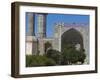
[[53, 22, 63, 52], [37, 13, 47, 55], [27, 13, 35, 36], [26, 13, 36, 55], [37, 13, 47, 38]]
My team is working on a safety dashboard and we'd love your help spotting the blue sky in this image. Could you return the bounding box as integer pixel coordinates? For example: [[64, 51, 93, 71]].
[[26, 13, 89, 37]]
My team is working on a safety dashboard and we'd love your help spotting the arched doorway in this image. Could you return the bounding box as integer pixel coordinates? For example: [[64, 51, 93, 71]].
[[61, 28, 84, 52], [44, 42, 52, 53]]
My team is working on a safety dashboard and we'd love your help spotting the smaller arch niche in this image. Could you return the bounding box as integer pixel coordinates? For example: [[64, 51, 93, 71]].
[[61, 28, 84, 52], [44, 42, 52, 54]]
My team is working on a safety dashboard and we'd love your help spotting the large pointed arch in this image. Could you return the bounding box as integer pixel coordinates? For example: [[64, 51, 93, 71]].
[[61, 28, 84, 52]]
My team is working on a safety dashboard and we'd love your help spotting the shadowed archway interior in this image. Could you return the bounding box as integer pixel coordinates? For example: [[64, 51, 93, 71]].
[[61, 28, 84, 52]]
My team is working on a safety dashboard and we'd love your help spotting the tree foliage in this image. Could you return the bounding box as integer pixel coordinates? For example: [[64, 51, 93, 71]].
[[26, 55, 56, 67], [61, 44, 86, 65], [46, 49, 62, 65], [26, 44, 86, 67]]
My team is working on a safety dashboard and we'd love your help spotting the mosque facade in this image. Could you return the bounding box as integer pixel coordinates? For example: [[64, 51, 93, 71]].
[[26, 13, 89, 64]]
